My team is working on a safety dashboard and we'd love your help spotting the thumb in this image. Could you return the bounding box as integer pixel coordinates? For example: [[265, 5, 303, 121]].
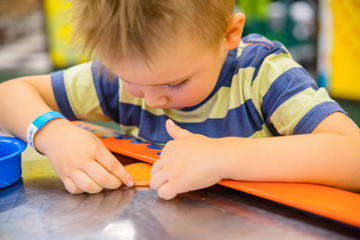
[[166, 119, 192, 139]]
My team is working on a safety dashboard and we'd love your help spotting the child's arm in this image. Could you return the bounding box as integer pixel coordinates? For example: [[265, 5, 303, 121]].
[[150, 113, 360, 200], [0, 76, 134, 193]]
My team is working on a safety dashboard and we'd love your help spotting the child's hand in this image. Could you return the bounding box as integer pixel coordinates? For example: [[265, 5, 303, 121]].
[[150, 119, 222, 200], [35, 119, 134, 194]]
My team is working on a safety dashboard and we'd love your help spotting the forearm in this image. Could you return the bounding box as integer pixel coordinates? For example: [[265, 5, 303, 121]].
[[218, 132, 360, 191], [0, 76, 58, 140], [0, 76, 134, 194]]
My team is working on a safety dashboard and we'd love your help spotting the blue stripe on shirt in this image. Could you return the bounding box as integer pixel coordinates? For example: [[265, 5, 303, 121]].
[[50, 71, 78, 120], [262, 67, 318, 126], [119, 98, 264, 143], [293, 101, 346, 134], [238, 34, 288, 83], [91, 61, 120, 122]]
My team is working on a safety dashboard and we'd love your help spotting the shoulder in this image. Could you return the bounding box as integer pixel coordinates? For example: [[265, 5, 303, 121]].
[[232, 34, 302, 92], [236, 34, 291, 70], [52, 61, 116, 82]]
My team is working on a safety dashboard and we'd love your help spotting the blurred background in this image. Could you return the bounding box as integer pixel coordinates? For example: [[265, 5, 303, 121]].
[[0, 0, 359, 125]]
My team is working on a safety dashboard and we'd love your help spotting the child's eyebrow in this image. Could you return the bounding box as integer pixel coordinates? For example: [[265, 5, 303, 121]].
[[120, 78, 134, 84], [120, 77, 189, 86]]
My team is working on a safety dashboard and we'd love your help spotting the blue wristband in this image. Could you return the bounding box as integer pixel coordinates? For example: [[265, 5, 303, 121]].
[[26, 111, 66, 152]]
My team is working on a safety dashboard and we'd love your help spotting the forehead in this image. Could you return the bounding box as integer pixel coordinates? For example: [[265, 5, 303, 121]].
[[103, 39, 213, 85]]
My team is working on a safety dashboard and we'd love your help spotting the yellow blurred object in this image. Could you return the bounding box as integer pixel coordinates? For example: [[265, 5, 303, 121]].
[[44, 0, 90, 68], [331, 0, 360, 100], [319, 0, 360, 100]]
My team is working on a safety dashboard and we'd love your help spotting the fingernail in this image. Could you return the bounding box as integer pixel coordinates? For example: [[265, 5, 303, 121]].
[[127, 179, 134, 187], [167, 119, 175, 127]]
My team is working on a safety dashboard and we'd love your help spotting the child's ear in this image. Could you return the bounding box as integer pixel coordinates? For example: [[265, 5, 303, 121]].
[[224, 13, 245, 50]]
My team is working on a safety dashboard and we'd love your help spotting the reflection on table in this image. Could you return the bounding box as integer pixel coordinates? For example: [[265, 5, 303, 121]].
[[0, 132, 359, 239]]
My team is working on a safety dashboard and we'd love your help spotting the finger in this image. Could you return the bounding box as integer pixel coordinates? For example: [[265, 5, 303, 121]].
[[99, 190, 124, 212], [71, 169, 104, 194], [63, 176, 84, 194], [149, 169, 168, 191], [98, 189, 135, 214], [82, 161, 122, 189], [110, 188, 135, 209], [157, 181, 178, 200], [95, 147, 134, 187], [166, 119, 192, 139], [151, 159, 163, 176], [79, 193, 105, 212]]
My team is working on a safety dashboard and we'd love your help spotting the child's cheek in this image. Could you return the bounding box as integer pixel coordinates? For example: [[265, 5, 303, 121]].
[[124, 85, 144, 98], [174, 90, 205, 107]]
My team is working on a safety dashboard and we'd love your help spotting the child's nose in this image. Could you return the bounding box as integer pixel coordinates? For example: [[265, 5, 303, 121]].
[[144, 89, 169, 108]]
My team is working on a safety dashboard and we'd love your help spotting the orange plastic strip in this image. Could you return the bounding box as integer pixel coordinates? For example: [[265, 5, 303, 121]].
[[72, 121, 360, 228]]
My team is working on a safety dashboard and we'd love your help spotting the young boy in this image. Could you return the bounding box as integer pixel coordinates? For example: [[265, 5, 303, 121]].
[[0, 0, 359, 200]]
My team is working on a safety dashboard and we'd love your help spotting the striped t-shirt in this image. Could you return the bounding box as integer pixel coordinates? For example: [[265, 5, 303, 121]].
[[51, 34, 345, 144]]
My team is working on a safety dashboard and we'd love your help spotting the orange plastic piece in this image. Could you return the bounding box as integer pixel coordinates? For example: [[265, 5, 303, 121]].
[[72, 121, 360, 229], [125, 162, 152, 186], [102, 136, 159, 164], [219, 180, 360, 228]]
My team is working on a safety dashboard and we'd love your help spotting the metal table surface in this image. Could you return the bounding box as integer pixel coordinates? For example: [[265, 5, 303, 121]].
[[0, 130, 359, 240]]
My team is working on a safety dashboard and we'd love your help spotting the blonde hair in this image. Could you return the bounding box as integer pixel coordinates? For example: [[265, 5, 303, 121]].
[[72, 0, 235, 65]]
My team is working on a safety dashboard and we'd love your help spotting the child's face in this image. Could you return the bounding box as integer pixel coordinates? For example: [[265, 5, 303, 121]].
[[103, 38, 228, 109]]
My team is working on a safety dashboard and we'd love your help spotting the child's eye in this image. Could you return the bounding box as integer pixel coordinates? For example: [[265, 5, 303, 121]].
[[168, 80, 188, 90], [122, 80, 134, 85]]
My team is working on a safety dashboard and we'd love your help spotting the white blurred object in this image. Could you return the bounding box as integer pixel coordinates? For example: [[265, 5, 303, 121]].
[[0, 1, 52, 72], [290, 1, 316, 41], [289, 1, 315, 24], [267, 2, 287, 32]]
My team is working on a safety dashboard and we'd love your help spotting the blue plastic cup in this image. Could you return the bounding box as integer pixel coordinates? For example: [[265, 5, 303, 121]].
[[0, 137, 27, 188]]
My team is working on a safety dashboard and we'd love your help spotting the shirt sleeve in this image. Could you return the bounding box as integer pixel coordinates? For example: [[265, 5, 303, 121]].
[[242, 35, 346, 136], [261, 64, 346, 135], [50, 61, 120, 122]]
